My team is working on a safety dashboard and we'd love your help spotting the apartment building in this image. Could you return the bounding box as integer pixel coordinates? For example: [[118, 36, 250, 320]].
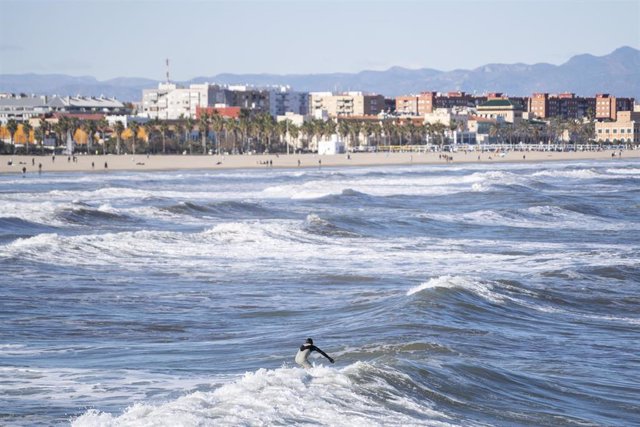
[[0, 94, 126, 124], [595, 94, 635, 121], [395, 95, 419, 115], [396, 91, 483, 115], [595, 111, 640, 143], [142, 83, 219, 120], [269, 87, 309, 117], [142, 83, 305, 119], [310, 91, 385, 117]]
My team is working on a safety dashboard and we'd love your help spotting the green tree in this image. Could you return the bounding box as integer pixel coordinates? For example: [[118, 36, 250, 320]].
[[6, 119, 18, 154], [22, 122, 33, 154], [159, 120, 169, 154], [431, 121, 447, 147], [128, 121, 140, 154], [198, 112, 210, 154], [113, 121, 125, 155], [37, 117, 48, 154], [83, 120, 98, 154], [210, 113, 224, 155], [184, 116, 195, 154], [97, 117, 109, 154]]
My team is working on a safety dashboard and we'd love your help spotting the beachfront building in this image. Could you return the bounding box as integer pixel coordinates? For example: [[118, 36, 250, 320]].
[[142, 83, 307, 120], [268, 87, 309, 117], [476, 99, 523, 124], [528, 93, 594, 119], [528, 93, 634, 121], [0, 94, 127, 124], [423, 107, 469, 127], [595, 94, 635, 121], [395, 91, 482, 116], [0, 95, 49, 123], [467, 117, 497, 144], [310, 91, 385, 117], [142, 83, 218, 120], [594, 111, 640, 144]]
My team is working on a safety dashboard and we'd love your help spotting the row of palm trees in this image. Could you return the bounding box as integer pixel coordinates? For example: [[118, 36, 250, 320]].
[[1, 112, 599, 155], [487, 117, 595, 146]]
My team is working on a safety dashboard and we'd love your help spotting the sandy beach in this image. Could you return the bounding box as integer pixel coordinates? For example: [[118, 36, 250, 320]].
[[1, 149, 638, 174]]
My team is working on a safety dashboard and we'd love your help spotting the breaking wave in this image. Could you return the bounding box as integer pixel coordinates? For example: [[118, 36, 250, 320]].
[[71, 363, 454, 427]]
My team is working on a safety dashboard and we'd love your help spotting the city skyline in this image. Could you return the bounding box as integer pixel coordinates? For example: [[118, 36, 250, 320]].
[[1, 0, 638, 81]]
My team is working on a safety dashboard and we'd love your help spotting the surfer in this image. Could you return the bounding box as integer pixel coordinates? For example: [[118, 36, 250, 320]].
[[295, 338, 334, 369]]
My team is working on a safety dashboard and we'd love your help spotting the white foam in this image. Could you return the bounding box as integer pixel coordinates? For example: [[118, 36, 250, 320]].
[[72, 363, 454, 427], [423, 205, 635, 231], [407, 276, 504, 303], [532, 168, 601, 179], [260, 170, 521, 200], [605, 167, 640, 176]]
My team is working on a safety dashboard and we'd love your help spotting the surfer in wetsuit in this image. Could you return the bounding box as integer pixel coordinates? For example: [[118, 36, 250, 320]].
[[295, 338, 334, 369]]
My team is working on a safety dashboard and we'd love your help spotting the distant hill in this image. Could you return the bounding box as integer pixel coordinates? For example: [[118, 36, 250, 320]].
[[1, 47, 638, 101]]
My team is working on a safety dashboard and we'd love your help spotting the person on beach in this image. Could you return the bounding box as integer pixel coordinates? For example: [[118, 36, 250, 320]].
[[295, 338, 334, 369]]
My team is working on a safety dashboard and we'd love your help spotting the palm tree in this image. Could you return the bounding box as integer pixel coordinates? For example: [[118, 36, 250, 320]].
[[158, 120, 169, 154], [185, 117, 195, 154], [82, 120, 98, 154], [128, 121, 140, 154], [300, 120, 315, 151], [361, 121, 378, 148], [404, 119, 418, 145], [6, 119, 18, 154], [431, 121, 447, 148], [224, 119, 239, 154], [261, 113, 275, 153], [97, 117, 109, 154], [288, 122, 300, 152], [113, 120, 125, 155], [237, 115, 251, 153], [173, 121, 185, 154], [337, 120, 350, 150], [349, 120, 363, 151], [381, 118, 394, 147], [22, 122, 33, 154], [37, 117, 48, 154], [210, 113, 224, 155], [198, 112, 210, 154]]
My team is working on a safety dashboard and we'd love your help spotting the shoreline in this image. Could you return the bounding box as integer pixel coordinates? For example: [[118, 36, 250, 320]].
[[1, 150, 638, 175]]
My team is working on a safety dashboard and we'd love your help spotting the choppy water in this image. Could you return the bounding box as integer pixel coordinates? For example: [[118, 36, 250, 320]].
[[1, 160, 639, 426]]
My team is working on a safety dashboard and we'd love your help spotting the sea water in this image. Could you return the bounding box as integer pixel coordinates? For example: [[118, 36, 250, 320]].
[[1, 160, 639, 426]]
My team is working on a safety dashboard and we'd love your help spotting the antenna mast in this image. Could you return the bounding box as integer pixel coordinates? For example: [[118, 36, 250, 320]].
[[165, 58, 170, 83]]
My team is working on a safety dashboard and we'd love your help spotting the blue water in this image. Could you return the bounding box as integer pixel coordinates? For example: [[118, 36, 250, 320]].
[[1, 160, 639, 426]]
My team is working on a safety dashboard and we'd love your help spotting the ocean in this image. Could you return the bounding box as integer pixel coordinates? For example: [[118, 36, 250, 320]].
[[1, 160, 639, 426]]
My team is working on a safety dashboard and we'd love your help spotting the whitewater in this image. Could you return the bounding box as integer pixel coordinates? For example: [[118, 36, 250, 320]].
[[1, 160, 639, 426]]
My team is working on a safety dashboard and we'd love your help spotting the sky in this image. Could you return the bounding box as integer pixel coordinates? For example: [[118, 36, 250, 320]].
[[0, 0, 638, 81]]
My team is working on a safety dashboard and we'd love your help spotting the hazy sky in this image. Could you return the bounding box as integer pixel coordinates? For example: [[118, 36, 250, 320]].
[[1, 0, 638, 80]]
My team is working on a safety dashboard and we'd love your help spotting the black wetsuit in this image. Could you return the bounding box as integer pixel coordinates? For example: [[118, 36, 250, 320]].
[[295, 343, 334, 368]]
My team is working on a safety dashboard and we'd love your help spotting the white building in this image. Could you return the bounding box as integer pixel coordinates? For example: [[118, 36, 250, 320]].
[[423, 107, 470, 127], [0, 94, 126, 124], [318, 134, 345, 155], [142, 83, 213, 120], [142, 83, 309, 120]]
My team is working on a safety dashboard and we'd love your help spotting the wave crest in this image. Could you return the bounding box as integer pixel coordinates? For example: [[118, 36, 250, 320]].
[[72, 363, 452, 427]]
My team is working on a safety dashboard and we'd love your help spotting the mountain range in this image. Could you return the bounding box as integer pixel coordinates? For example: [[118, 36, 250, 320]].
[[1, 46, 638, 102]]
